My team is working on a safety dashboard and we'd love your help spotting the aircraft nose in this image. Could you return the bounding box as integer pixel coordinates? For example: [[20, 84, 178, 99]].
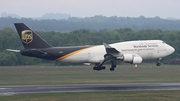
[[166, 45, 175, 55]]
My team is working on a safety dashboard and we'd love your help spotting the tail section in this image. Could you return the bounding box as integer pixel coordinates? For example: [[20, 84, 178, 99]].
[[14, 23, 52, 49]]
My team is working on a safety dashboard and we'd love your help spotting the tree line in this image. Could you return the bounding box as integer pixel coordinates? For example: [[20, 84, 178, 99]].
[[1, 16, 180, 32], [0, 27, 179, 66]]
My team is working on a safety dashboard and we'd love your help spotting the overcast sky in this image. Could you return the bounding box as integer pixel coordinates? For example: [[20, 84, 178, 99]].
[[0, 0, 180, 18]]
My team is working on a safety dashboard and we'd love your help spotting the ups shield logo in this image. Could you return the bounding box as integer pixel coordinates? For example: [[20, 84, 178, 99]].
[[21, 30, 33, 44]]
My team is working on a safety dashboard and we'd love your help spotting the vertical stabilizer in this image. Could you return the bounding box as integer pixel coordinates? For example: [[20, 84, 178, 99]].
[[14, 23, 52, 49]]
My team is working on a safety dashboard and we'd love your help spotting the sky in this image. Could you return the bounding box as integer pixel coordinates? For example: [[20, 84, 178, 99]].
[[0, 0, 180, 18]]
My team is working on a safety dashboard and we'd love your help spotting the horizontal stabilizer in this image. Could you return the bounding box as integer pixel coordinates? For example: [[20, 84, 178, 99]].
[[83, 63, 91, 65], [6, 49, 20, 53]]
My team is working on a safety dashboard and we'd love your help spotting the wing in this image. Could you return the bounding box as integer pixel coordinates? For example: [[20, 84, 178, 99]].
[[103, 43, 123, 59], [94, 43, 143, 71], [95, 43, 122, 67]]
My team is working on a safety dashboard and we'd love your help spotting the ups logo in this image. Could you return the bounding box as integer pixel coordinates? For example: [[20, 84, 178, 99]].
[[21, 30, 33, 44]]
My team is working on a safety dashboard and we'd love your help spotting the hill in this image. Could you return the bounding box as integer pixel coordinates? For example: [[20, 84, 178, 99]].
[[0, 15, 180, 32]]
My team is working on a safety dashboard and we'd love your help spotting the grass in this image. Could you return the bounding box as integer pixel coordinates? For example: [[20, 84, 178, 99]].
[[1, 91, 180, 101], [0, 64, 180, 85], [0, 64, 180, 101]]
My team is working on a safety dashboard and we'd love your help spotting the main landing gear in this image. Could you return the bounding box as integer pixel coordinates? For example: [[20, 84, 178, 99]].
[[93, 65, 106, 71], [93, 59, 106, 71], [93, 65, 116, 71], [110, 64, 116, 71], [110, 60, 116, 71], [156, 58, 161, 66], [93, 53, 117, 71], [93, 62, 116, 71]]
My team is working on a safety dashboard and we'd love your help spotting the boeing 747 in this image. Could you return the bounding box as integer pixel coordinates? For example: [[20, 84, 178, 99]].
[[7, 23, 175, 71]]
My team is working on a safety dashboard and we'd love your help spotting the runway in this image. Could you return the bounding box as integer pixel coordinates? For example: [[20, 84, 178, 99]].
[[1, 83, 180, 96]]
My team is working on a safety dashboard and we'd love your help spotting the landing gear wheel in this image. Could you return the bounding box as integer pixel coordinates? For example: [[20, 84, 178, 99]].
[[156, 58, 161, 66], [102, 66, 106, 70], [93, 66, 106, 71], [110, 68, 114, 71], [110, 65, 116, 71], [156, 63, 161, 66], [93, 67, 97, 70]]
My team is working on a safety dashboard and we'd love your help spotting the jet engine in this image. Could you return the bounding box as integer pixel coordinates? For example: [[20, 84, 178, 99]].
[[122, 54, 142, 64]]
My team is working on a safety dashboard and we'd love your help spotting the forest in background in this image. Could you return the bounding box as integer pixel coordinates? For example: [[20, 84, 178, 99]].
[[0, 26, 179, 66], [1, 16, 180, 32]]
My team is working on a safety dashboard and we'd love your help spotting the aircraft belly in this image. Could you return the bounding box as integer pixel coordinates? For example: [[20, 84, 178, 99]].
[[145, 53, 153, 59], [60, 55, 88, 63], [60, 51, 89, 63], [153, 51, 167, 58], [87, 46, 106, 63]]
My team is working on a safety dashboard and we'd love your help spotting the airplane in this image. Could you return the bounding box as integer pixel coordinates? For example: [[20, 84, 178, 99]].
[[7, 23, 175, 71]]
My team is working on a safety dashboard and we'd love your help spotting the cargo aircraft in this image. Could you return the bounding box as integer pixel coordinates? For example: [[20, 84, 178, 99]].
[[7, 23, 175, 71]]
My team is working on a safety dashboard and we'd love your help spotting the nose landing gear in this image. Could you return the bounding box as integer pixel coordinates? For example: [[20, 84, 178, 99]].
[[156, 58, 161, 66]]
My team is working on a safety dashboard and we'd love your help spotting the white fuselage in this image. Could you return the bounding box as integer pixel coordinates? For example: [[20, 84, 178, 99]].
[[60, 40, 175, 64]]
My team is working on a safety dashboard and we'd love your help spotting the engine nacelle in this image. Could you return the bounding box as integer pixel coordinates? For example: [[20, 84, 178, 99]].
[[123, 54, 142, 64]]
